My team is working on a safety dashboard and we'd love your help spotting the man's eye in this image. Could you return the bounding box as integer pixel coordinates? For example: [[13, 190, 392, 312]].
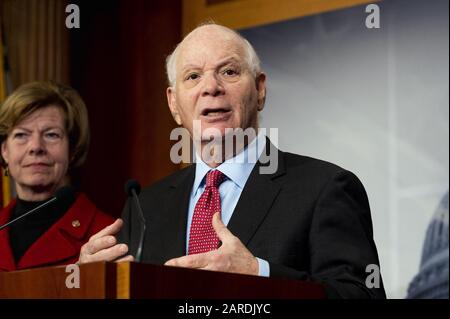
[[186, 73, 200, 81], [222, 69, 238, 76]]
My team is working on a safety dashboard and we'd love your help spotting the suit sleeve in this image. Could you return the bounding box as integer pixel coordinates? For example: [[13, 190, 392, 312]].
[[269, 170, 386, 299]]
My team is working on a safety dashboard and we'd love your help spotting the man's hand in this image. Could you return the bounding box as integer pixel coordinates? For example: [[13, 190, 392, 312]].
[[78, 219, 134, 264], [164, 213, 259, 275]]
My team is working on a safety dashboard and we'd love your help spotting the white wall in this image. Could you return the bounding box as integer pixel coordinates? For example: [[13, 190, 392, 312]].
[[240, 0, 449, 298]]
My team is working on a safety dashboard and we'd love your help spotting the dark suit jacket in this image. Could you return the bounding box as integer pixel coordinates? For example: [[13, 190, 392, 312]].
[[0, 193, 114, 271], [118, 142, 386, 299]]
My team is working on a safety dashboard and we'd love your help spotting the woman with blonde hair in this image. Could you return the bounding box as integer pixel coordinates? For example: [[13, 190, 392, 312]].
[[0, 81, 114, 271]]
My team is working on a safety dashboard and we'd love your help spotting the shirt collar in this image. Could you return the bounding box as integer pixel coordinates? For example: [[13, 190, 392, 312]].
[[192, 131, 266, 196]]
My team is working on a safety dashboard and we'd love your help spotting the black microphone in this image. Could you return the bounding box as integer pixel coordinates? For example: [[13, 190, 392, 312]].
[[124, 179, 146, 262], [0, 186, 75, 231]]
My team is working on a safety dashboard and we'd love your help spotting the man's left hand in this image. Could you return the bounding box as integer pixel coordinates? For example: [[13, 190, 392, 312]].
[[164, 213, 259, 276]]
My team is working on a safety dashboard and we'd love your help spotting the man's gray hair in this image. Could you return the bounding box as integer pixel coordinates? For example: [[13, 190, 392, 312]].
[[165, 23, 262, 87]]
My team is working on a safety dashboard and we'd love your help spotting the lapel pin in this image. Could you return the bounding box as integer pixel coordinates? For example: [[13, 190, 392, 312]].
[[71, 220, 81, 228]]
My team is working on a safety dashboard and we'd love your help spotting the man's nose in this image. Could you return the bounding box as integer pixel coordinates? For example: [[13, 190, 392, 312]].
[[201, 73, 224, 97], [28, 134, 46, 155]]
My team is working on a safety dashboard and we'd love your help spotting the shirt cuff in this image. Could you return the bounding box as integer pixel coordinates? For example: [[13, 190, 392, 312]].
[[256, 257, 270, 277]]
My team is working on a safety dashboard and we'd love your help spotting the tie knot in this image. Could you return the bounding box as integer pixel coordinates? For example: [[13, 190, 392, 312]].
[[205, 170, 226, 188]]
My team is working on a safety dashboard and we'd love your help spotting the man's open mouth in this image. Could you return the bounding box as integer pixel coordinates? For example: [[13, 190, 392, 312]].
[[201, 108, 231, 117]]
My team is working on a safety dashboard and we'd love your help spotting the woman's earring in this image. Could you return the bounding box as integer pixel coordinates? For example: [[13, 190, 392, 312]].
[[4, 165, 9, 177]]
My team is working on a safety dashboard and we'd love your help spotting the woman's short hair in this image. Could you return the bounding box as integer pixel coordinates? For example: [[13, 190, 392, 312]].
[[0, 81, 90, 170]]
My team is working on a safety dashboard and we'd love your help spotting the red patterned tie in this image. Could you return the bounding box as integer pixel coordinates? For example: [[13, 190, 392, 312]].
[[188, 170, 226, 255]]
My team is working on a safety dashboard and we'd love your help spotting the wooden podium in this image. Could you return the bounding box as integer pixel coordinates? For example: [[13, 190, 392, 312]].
[[0, 262, 326, 299]]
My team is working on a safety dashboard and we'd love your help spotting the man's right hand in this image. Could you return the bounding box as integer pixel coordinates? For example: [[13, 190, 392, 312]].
[[78, 219, 135, 264]]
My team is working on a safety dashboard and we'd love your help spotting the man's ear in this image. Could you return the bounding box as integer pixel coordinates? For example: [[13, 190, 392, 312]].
[[166, 87, 182, 125], [255, 72, 267, 111]]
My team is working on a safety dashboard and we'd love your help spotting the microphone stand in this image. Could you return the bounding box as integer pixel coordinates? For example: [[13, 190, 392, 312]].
[[131, 188, 146, 263], [0, 197, 58, 231]]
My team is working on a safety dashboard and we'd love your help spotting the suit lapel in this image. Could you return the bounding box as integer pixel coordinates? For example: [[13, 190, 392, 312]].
[[228, 140, 285, 246], [153, 140, 284, 260], [18, 194, 96, 269], [154, 165, 195, 261]]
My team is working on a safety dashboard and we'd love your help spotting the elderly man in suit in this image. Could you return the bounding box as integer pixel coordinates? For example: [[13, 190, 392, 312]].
[[78, 23, 386, 299]]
